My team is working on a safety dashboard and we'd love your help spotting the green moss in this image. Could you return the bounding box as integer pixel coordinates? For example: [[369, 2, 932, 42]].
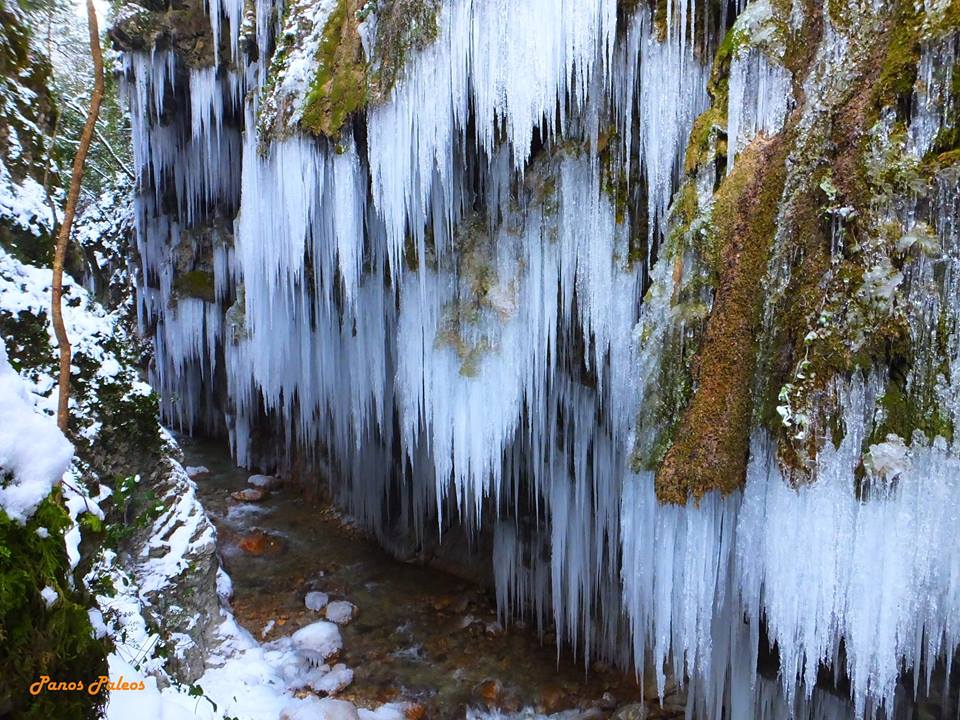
[[679, 23, 746, 178], [685, 107, 724, 175], [599, 126, 633, 225], [0, 4, 57, 185], [173, 270, 216, 302], [100, 476, 166, 549], [92, 382, 163, 454], [0, 493, 110, 719], [923, 0, 960, 38], [0, 310, 55, 378], [873, 0, 922, 116], [301, 0, 369, 138], [655, 138, 787, 504], [636, 314, 699, 471], [872, 380, 953, 447]]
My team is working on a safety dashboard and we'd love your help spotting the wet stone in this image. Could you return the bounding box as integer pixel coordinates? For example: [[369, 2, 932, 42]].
[[231, 487, 269, 502], [237, 528, 286, 556]]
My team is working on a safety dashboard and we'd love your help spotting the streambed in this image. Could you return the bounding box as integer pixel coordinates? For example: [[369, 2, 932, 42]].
[[180, 437, 680, 719]]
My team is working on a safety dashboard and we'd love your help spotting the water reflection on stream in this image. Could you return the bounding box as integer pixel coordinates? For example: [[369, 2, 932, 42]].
[[180, 437, 671, 719]]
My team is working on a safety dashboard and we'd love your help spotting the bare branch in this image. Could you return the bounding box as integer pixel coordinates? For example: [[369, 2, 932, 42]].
[[62, 98, 135, 180], [51, 0, 105, 433]]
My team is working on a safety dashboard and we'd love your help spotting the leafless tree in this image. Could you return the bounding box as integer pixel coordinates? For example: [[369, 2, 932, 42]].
[[50, 0, 104, 432]]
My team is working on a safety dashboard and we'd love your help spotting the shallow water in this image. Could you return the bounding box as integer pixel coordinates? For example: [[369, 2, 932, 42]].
[[180, 437, 676, 719]]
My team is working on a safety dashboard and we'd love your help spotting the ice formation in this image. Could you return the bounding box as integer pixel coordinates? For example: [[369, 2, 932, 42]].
[[907, 32, 958, 157], [727, 47, 793, 171], [117, 0, 960, 716]]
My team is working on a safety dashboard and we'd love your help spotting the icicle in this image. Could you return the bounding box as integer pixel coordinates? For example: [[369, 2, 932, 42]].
[[907, 33, 958, 158], [727, 47, 793, 172]]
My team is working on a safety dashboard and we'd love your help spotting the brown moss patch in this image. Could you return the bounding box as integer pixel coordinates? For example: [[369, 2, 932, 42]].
[[655, 137, 787, 504]]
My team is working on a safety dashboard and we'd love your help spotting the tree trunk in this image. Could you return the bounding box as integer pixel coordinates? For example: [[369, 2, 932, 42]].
[[51, 0, 105, 432]]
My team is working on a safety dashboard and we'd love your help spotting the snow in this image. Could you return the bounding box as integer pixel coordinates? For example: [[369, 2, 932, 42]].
[[305, 590, 329, 611], [290, 620, 343, 662], [185, 465, 210, 477], [0, 159, 54, 237], [88, 608, 109, 638], [280, 697, 359, 720], [324, 600, 355, 624], [863, 434, 911, 481], [0, 339, 73, 522], [40, 585, 59, 607], [136, 460, 217, 595], [248, 473, 278, 488]]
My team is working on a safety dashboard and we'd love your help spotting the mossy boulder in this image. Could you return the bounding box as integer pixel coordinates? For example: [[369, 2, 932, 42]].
[[0, 494, 110, 719]]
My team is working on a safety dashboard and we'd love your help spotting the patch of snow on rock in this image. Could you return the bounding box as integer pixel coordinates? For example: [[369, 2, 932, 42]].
[[0, 340, 73, 522], [325, 600, 357, 624], [305, 590, 329, 611]]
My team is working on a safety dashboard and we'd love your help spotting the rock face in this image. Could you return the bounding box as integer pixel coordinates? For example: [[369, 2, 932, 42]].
[[112, 0, 960, 715], [124, 447, 223, 682], [610, 704, 649, 720]]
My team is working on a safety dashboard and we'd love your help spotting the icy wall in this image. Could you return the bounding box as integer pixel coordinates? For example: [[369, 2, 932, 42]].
[[113, 0, 960, 716]]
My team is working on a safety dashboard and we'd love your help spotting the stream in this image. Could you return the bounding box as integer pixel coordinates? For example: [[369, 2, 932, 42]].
[[180, 437, 680, 719]]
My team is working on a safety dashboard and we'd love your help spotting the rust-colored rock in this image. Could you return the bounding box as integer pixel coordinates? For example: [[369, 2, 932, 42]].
[[231, 487, 269, 503], [403, 703, 426, 720], [537, 685, 568, 714], [238, 529, 286, 556], [474, 678, 504, 705]]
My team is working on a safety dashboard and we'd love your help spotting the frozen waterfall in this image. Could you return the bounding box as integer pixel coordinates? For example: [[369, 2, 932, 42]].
[[118, 0, 960, 717]]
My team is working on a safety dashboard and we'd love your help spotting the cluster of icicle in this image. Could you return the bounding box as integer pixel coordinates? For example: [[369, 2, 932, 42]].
[[119, 0, 960, 717], [726, 46, 793, 171]]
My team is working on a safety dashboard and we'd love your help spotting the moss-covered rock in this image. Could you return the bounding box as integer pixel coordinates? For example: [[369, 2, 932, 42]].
[[0, 4, 57, 185], [109, 0, 219, 69], [173, 269, 216, 301], [365, 0, 440, 103], [655, 137, 787, 504], [0, 493, 110, 719], [301, 0, 368, 138], [258, 0, 441, 139]]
